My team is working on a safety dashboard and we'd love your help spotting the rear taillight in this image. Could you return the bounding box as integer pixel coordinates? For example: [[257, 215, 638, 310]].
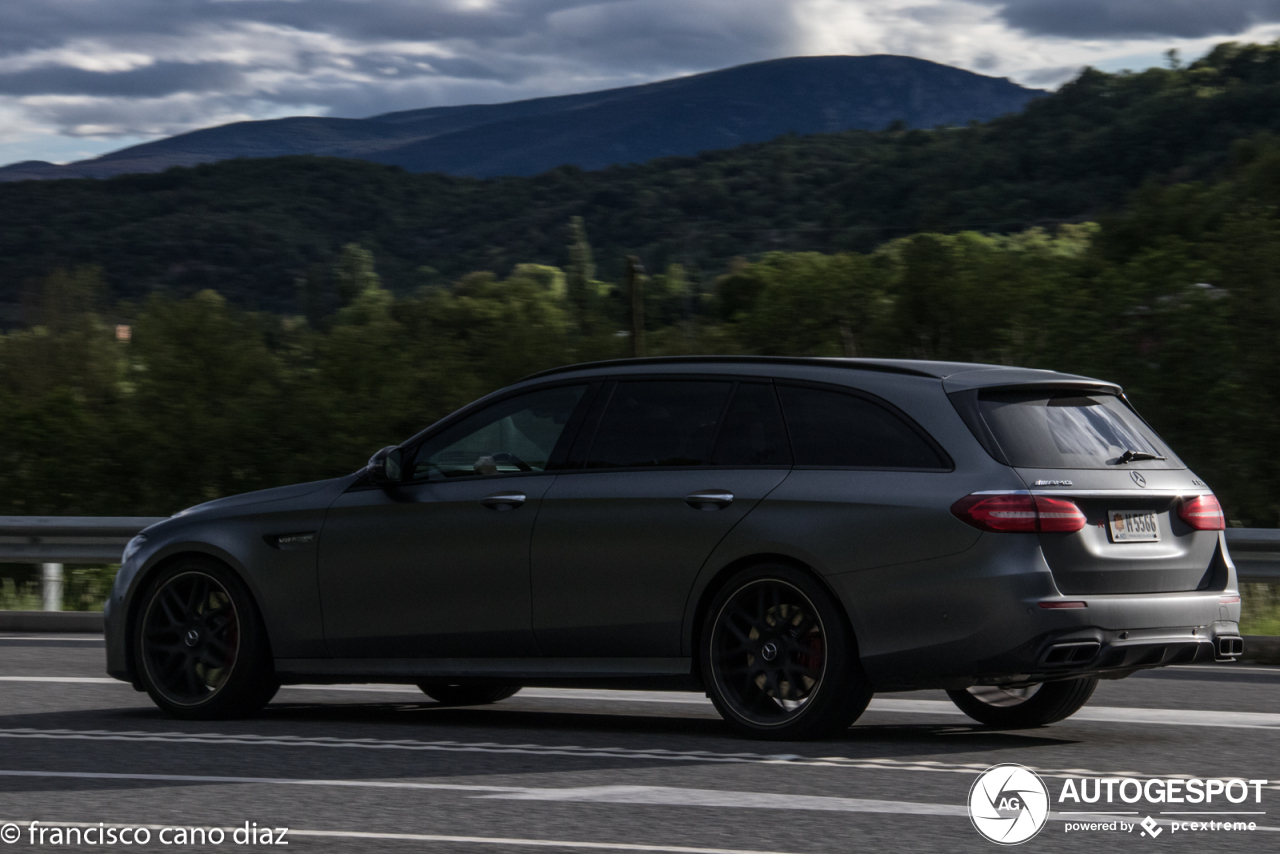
[[951, 493, 1087, 533], [1178, 494, 1225, 531]]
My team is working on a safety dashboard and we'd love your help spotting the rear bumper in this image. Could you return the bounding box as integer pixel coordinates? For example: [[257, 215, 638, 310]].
[[967, 621, 1243, 686], [837, 534, 1243, 690], [861, 594, 1242, 690]]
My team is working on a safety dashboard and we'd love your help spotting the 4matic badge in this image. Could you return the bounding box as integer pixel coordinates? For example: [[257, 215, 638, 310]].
[[969, 764, 1050, 845]]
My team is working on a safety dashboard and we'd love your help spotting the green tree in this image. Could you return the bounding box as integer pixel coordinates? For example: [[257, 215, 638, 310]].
[[121, 290, 287, 514], [729, 252, 884, 357]]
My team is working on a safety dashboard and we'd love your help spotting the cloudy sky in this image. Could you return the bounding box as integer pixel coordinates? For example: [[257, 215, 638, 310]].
[[4, 0, 1280, 166]]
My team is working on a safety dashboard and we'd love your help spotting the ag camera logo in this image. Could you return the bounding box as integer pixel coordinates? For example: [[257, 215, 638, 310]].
[[969, 764, 1050, 845]]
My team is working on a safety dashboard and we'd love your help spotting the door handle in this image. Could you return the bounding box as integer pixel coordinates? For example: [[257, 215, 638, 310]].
[[684, 490, 734, 510], [480, 491, 527, 511]]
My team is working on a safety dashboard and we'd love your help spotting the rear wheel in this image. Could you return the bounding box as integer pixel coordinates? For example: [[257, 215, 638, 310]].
[[418, 682, 521, 705], [946, 677, 1098, 728], [134, 558, 278, 720], [700, 564, 871, 740]]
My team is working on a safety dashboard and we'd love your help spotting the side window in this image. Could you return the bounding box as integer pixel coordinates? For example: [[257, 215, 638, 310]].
[[778, 384, 947, 469], [711, 383, 791, 466], [586, 381, 732, 468], [411, 385, 587, 479]]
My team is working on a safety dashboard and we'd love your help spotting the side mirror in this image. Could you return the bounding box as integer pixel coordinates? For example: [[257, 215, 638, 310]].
[[366, 446, 403, 486]]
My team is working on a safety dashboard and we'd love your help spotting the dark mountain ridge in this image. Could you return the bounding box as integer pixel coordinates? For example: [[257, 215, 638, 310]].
[[0, 55, 1042, 181], [3, 42, 1279, 320]]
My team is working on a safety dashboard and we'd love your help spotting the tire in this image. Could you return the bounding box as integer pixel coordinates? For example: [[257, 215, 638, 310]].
[[946, 677, 1098, 728], [133, 557, 279, 720], [699, 563, 872, 740], [418, 682, 522, 706]]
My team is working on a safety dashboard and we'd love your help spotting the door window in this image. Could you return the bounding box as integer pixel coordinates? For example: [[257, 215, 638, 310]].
[[711, 383, 791, 466], [586, 381, 732, 468], [411, 384, 588, 479], [778, 384, 948, 469]]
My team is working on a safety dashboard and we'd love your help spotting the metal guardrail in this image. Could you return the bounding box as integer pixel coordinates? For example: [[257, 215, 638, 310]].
[[0, 518, 1277, 609], [0, 516, 167, 564], [1225, 528, 1280, 583], [0, 516, 166, 611], [0, 517, 1276, 660], [0, 518, 1277, 572]]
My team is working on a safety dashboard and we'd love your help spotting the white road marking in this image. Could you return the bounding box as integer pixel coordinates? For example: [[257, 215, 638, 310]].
[[1068, 705, 1280, 729], [0, 818, 805, 854], [1174, 665, 1280, 674], [1, 775, 1273, 832], [0, 770, 963, 816], [480, 784, 967, 816], [0, 730, 1275, 793], [9, 677, 1280, 730], [0, 676, 118, 683]]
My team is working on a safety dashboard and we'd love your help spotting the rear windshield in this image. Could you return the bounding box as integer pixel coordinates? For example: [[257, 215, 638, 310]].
[[977, 390, 1181, 469]]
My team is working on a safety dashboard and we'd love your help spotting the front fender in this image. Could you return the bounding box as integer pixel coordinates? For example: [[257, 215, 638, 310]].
[[106, 490, 340, 683]]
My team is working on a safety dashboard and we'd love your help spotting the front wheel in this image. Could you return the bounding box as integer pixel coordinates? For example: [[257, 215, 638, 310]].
[[699, 564, 871, 740], [418, 682, 521, 705], [946, 677, 1098, 728], [134, 558, 278, 720]]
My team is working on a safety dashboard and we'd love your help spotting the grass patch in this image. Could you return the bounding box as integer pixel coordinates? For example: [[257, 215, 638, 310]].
[[1241, 582, 1280, 636], [0, 564, 119, 611]]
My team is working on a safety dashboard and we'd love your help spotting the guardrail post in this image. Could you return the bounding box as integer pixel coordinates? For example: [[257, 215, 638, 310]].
[[41, 563, 63, 611]]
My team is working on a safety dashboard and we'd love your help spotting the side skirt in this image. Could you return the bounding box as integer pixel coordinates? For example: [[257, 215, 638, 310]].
[[275, 656, 692, 683]]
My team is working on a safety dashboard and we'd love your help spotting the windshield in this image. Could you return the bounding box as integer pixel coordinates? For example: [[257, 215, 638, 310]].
[[977, 390, 1181, 469]]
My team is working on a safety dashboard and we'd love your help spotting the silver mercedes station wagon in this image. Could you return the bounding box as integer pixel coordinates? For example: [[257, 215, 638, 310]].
[[105, 357, 1242, 739]]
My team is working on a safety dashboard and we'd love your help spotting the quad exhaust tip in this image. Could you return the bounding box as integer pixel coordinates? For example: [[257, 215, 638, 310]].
[[1217, 636, 1244, 659], [1043, 641, 1101, 665]]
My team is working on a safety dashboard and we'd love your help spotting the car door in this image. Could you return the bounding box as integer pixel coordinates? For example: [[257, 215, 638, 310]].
[[531, 378, 792, 657], [318, 383, 592, 658]]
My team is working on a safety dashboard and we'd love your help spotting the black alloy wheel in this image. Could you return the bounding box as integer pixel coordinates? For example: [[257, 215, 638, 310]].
[[135, 559, 277, 719], [418, 683, 522, 705], [701, 564, 872, 740], [947, 676, 1099, 728]]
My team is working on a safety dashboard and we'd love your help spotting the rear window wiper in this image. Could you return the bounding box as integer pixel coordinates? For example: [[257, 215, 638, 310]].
[[1116, 449, 1167, 464]]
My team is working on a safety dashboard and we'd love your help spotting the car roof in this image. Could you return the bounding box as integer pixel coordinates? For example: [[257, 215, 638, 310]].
[[519, 356, 1117, 393]]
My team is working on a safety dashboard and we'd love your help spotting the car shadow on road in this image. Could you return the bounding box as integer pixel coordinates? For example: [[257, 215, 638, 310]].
[[0, 696, 1074, 757]]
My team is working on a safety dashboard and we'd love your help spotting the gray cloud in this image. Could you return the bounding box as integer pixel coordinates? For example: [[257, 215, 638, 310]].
[[0, 1, 576, 52], [0, 62, 244, 97], [0, 0, 799, 137], [989, 0, 1280, 40], [3, 0, 1276, 164]]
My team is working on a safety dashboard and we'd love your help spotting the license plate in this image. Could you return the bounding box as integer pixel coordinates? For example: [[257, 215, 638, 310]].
[[1108, 510, 1160, 542]]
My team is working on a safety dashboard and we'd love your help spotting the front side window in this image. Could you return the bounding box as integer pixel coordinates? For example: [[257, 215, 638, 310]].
[[412, 384, 587, 479], [779, 384, 948, 469], [977, 390, 1180, 469], [586, 381, 733, 468]]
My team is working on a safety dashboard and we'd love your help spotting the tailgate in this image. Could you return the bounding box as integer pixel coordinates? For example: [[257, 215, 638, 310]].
[[1019, 469, 1222, 594], [948, 383, 1224, 595]]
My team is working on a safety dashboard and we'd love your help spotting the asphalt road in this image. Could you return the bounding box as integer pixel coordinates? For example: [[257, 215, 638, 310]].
[[0, 634, 1277, 853]]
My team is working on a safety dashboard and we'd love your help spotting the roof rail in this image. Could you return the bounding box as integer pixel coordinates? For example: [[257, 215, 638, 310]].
[[518, 355, 940, 382]]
